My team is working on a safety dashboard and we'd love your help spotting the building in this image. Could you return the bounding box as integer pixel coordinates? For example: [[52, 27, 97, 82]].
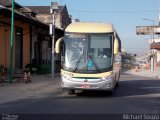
[[0, 0, 64, 74], [136, 25, 160, 70], [72, 18, 80, 23], [27, 3, 71, 73], [27, 2, 71, 30]]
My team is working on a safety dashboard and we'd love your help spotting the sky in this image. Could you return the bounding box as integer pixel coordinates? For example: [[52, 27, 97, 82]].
[[15, 0, 160, 55]]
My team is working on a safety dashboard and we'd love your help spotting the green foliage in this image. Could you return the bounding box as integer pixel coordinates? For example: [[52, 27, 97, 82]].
[[25, 60, 62, 75], [36, 64, 51, 74]]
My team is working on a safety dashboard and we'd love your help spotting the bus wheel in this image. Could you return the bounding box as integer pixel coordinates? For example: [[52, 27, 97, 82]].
[[116, 81, 119, 87], [68, 90, 75, 95], [107, 88, 114, 95]]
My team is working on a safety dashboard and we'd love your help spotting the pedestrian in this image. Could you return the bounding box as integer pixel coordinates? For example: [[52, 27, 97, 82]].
[[24, 66, 31, 83]]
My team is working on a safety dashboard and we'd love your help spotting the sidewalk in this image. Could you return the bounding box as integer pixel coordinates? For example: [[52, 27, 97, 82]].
[[126, 69, 160, 79], [0, 75, 61, 104]]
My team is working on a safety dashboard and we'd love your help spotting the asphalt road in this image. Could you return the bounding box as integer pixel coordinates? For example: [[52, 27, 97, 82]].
[[1, 73, 160, 120]]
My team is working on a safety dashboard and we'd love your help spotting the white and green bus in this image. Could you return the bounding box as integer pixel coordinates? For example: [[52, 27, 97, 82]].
[[55, 22, 121, 95]]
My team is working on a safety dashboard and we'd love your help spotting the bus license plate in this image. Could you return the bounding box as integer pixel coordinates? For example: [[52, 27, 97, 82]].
[[81, 84, 90, 88]]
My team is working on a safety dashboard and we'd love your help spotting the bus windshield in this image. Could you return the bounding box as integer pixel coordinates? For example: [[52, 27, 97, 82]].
[[62, 33, 113, 73]]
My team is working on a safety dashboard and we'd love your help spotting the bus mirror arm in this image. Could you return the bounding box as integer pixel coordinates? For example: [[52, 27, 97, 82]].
[[55, 37, 63, 54]]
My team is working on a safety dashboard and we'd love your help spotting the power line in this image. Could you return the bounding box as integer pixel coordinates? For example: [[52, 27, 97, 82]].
[[124, 48, 149, 50], [69, 10, 158, 14]]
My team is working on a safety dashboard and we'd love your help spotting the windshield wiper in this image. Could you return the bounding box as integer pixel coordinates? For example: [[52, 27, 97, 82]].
[[89, 55, 101, 73], [72, 55, 101, 73], [73, 54, 83, 72]]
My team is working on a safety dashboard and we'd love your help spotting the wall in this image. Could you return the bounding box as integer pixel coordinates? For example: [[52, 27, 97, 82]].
[[0, 25, 6, 65], [157, 51, 160, 63], [22, 23, 30, 68], [36, 13, 62, 29], [0, 16, 30, 70], [0, 15, 13, 69]]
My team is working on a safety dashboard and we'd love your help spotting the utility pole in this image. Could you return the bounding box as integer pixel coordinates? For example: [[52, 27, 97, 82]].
[[50, 2, 58, 79], [159, 0, 160, 25], [10, 0, 15, 84]]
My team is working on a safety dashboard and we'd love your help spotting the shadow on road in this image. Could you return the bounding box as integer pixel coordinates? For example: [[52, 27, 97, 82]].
[[114, 79, 160, 97]]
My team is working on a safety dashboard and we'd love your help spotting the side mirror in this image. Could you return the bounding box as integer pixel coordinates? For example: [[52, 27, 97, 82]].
[[114, 38, 119, 55], [55, 37, 63, 54]]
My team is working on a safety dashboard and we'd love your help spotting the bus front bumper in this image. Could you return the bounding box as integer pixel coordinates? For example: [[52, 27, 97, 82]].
[[61, 77, 114, 91]]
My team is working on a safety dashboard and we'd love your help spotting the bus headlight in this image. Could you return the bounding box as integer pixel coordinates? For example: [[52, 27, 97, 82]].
[[101, 75, 113, 81], [62, 74, 72, 80]]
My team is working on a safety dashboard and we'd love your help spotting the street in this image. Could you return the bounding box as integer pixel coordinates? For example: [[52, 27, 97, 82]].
[[0, 73, 160, 119], [1, 1, 160, 120]]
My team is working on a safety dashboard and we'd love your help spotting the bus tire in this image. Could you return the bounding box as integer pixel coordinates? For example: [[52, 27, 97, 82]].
[[116, 81, 119, 87], [67, 90, 75, 95], [108, 89, 114, 95]]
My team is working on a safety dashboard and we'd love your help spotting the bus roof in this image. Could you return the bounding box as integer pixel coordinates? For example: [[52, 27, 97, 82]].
[[65, 22, 114, 33]]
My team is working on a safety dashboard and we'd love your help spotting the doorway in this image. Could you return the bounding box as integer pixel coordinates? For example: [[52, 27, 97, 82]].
[[15, 27, 23, 70]]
